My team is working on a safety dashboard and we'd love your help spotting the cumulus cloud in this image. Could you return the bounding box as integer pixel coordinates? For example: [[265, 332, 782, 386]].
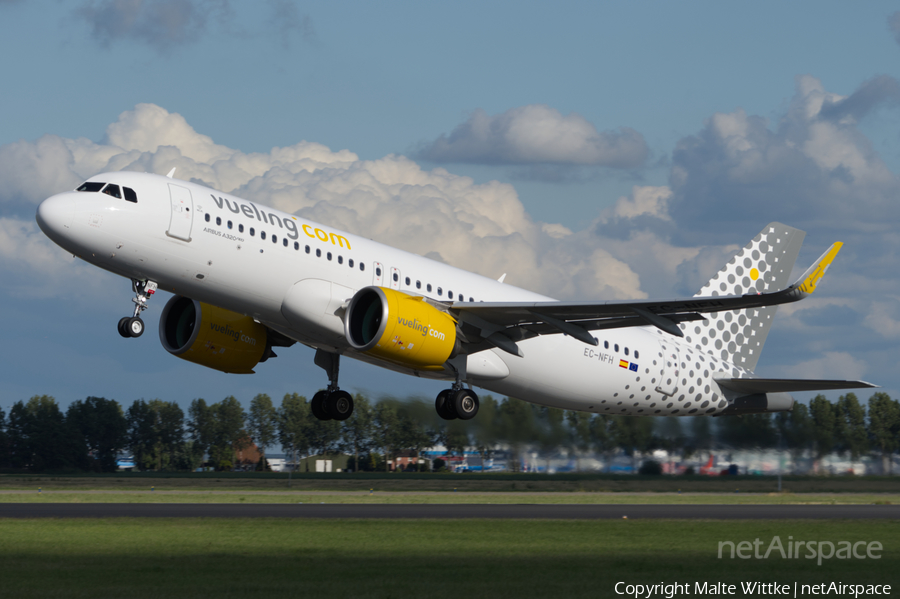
[[0, 217, 112, 298], [1, 91, 896, 385], [0, 104, 647, 302], [415, 104, 649, 170], [649, 75, 900, 245]]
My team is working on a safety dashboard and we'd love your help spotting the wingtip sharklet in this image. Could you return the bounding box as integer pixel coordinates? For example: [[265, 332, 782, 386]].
[[795, 241, 842, 296]]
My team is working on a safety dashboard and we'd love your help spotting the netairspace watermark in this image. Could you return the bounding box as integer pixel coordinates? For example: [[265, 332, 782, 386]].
[[718, 536, 882, 566], [614, 581, 892, 598]]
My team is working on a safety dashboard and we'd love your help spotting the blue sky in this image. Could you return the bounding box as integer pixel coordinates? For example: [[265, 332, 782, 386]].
[[1, 0, 899, 415]]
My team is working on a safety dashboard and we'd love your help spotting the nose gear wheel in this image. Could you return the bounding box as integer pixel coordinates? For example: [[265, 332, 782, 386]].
[[118, 279, 156, 338]]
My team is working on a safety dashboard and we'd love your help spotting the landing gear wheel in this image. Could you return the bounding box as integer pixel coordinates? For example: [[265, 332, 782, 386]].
[[435, 389, 457, 420], [117, 317, 131, 338], [326, 390, 354, 421], [127, 317, 144, 338], [310, 390, 332, 421], [453, 388, 479, 420]]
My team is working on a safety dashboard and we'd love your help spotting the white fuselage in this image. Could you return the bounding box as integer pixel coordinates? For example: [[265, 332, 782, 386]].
[[37, 171, 747, 416]]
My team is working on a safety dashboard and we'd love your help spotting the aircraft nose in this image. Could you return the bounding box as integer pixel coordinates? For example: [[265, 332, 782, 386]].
[[36, 193, 75, 239]]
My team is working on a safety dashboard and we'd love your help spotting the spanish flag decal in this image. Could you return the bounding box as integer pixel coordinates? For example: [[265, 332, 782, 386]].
[[619, 360, 629, 369]]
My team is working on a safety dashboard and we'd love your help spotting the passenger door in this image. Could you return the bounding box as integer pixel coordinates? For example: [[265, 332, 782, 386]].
[[166, 184, 194, 242]]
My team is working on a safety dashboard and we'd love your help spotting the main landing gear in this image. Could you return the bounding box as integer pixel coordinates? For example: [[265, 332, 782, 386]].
[[118, 279, 157, 338], [435, 386, 479, 421], [311, 349, 354, 421]]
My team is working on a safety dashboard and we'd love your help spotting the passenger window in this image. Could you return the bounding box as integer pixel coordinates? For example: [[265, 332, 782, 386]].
[[228, 221, 233, 229], [272, 235, 277, 244], [294, 242, 299, 250], [77, 182, 105, 192], [305, 245, 310, 254], [416, 281, 421, 289], [393, 273, 398, 282], [469, 297, 474, 302], [604, 341, 609, 349], [376, 267, 382, 276], [405, 277, 410, 286], [360, 263, 365, 271], [101, 184, 122, 199], [205, 214, 210, 222], [261, 231, 266, 240], [437, 287, 443, 296], [239, 224, 244, 233], [338, 256, 343, 264], [123, 187, 138, 203], [635, 350, 640, 359], [624, 347, 629, 356], [327, 252, 332, 261], [283, 238, 288, 247], [614, 344, 619, 352], [349, 259, 354, 268], [427, 284, 432, 292], [316, 249, 321, 257], [448, 291, 454, 300], [216, 217, 222, 226], [250, 227, 255, 236]]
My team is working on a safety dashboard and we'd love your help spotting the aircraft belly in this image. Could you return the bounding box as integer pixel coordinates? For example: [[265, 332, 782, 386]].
[[281, 278, 353, 345]]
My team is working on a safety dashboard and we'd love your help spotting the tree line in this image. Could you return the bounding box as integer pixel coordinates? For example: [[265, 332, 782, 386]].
[[0, 392, 897, 473]]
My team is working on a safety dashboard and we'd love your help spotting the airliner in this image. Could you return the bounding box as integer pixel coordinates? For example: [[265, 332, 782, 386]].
[[35, 170, 874, 421]]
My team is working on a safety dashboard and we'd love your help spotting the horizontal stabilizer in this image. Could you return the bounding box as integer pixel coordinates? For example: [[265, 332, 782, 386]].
[[715, 377, 878, 394]]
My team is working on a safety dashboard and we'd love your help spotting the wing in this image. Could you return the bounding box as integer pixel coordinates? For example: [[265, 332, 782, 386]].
[[448, 242, 843, 357]]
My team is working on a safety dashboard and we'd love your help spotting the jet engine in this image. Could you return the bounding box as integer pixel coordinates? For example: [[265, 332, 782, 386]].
[[344, 286, 458, 371], [159, 296, 272, 374]]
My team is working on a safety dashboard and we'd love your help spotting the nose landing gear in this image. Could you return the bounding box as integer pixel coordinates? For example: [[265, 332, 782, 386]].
[[118, 279, 157, 338]]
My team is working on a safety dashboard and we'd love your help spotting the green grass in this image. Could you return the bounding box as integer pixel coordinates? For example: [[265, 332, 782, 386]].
[[0, 490, 897, 504], [0, 519, 895, 598]]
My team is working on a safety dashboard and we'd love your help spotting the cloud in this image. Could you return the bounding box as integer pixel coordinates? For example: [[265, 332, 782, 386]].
[[0, 104, 647, 302], [778, 351, 868, 381], [0, 217, 112, 299], [74, 0, 313, 53], [266, 0, 316, 49], [1, 90, 895, 386], [889, 11, 900, 46], [818, 75, 900, 122], [864, 301, 900, 340], [415, 104, 649, 170], [75, 0, 228, 50], [658, 75, 900, 244]]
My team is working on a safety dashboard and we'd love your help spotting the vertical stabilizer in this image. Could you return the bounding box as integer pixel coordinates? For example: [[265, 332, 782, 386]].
[[680, 223, 805, 371]]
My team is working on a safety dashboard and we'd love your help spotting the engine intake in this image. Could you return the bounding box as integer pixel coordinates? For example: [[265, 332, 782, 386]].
[[345, 287, 457, 371], [159, 296, 270, 374]]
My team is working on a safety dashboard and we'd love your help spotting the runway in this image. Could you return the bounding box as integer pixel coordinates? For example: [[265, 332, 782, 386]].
[[1, 503, 897, 519]]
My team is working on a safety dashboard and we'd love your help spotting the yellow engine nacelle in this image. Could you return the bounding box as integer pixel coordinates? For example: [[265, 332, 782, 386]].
[[159, 296, 269, 374], [344, 287, 457, 371]]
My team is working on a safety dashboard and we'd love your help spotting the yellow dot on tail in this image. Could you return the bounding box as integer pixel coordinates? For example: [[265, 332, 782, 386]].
[[750, 268, 759, 280]]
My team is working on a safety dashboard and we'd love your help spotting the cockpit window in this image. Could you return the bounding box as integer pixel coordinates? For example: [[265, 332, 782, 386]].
[[77, 182, 105, 192], [123, 187, 138, 203], [101, 184, 122, 199]]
